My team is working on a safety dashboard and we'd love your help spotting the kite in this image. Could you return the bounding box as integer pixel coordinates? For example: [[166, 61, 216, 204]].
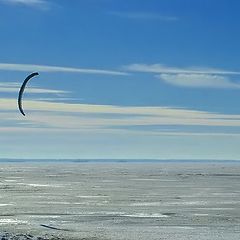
[[18, 72, 39, 116]]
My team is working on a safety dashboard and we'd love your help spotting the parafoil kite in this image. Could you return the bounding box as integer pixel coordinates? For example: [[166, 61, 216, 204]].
[[18, 72, 39, 116]]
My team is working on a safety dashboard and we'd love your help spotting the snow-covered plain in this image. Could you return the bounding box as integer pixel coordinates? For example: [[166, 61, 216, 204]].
[[0, 162, 240, 240]]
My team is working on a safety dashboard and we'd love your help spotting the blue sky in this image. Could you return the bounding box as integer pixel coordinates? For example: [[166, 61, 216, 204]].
[[1, 0, 240, 160]]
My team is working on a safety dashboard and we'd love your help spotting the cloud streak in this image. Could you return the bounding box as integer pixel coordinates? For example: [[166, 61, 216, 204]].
[[127, 63, 240, 88], [0, 0, 49, 9], [110, 11, 178, 21], [0, 82, 68, 94], [0, 63, 127, 76], [127, 63, 240, 76], [159, 73, 240, 89], [0, 87, 67, 94], [2, 98, 240, 131]]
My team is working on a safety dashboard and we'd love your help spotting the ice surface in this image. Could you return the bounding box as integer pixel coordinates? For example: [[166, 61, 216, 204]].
[[0, 162, 239, 239]]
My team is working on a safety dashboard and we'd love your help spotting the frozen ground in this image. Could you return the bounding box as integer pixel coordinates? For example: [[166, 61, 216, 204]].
[[0, 161, 240, 239]]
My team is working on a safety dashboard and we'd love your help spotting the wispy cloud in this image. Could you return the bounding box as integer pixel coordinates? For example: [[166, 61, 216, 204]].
[[126, 63, 240, 88], [159, 74, 240, 89], [110, 11, 178, 21], [126, 63, 240, 75], [0, 0, 50, 9], [2, 98, 240, 131], [0, 63, 127, 76], [0, 82, 68, 94]]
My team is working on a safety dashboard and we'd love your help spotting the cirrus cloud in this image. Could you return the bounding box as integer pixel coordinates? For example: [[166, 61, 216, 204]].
[[126, 63, 240, 89], [126, 63, 240, 76], [0, 63, 127, 76], [110, 11, 178, 22], [159, 73, 240, 89], [0, 0, 50, 9]]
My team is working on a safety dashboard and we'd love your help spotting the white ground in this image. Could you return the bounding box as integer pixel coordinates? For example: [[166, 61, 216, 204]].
[[0, 162, 240, 239]]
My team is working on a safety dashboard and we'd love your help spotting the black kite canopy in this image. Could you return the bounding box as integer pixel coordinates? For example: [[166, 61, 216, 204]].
[[18, 72, 39, 116]]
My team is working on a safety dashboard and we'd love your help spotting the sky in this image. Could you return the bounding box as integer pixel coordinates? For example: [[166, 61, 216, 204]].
[[1, 0, 240, 160]]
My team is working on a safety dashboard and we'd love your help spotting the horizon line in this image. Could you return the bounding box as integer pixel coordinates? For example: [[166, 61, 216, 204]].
[[0, 158, 239, 163]]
